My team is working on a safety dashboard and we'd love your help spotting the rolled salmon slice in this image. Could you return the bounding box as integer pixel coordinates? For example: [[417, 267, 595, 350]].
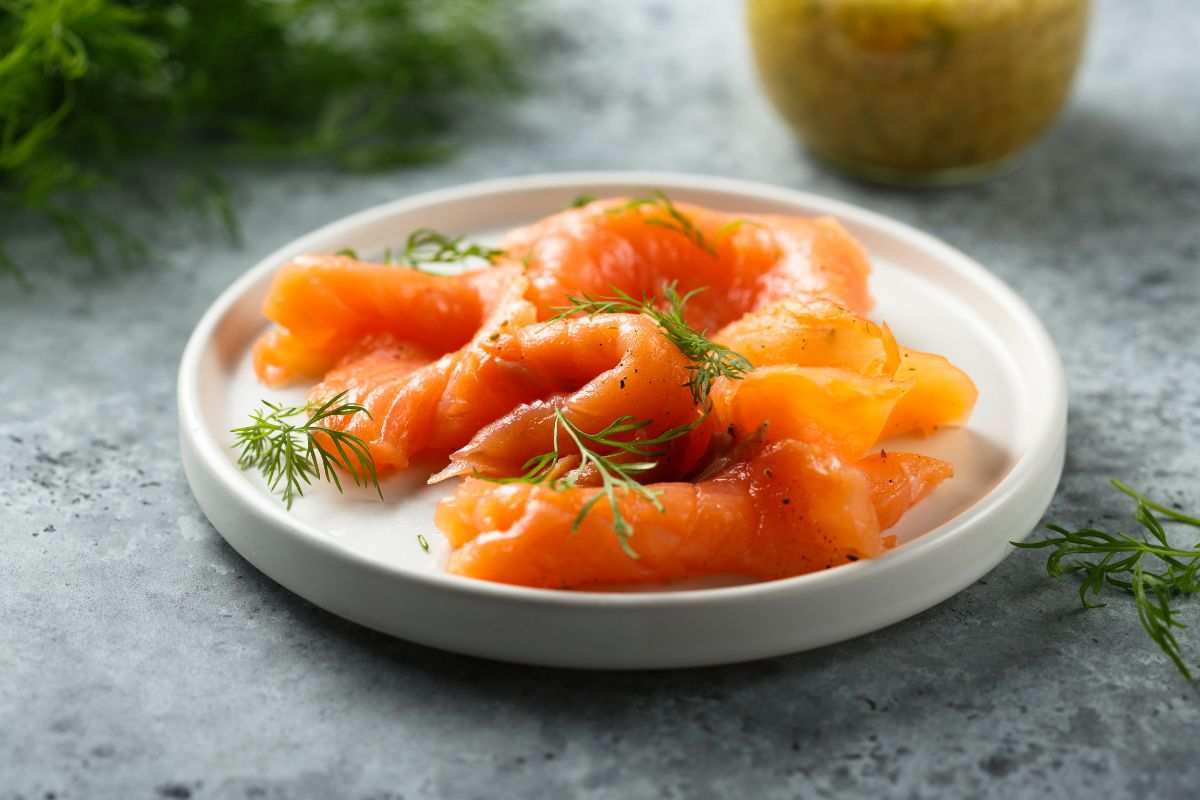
[[252, 256, 519, 386], [314, 308, 697, 476], [431, 313, 698, 483], [308, 272, 538, 470], [437, 440, 953, 589], [502, 199, 874, 331]]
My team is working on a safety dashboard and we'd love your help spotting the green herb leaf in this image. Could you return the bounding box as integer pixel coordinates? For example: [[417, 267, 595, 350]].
[[1015, 480, 1200, 680], [231, 391, 382, 509], [569, 194, 596, 208], [399, 228, 503, 267], [552, 283, 753, 405]]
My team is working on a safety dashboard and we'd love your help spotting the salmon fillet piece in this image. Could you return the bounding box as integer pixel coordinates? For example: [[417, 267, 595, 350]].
[[436, 440, 953, 589], [858, 450, 954, 531], [308, 271, 538, 470], [881, 349, 978, 438], [712, 299, 977, 452], [714, 298, 900, 375], [502, 199, 873, 331], [712, 366, 912, 459], [252, 255, 518, 386], [314, 307, 696, 475], [432, 312, 699, 483]]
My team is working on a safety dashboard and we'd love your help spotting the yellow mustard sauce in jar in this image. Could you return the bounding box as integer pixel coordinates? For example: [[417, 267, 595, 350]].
[[748, 0, 1091, 184]]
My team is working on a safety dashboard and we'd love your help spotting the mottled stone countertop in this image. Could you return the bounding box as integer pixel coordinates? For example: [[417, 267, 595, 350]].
[[3, 1, 1199, 798]]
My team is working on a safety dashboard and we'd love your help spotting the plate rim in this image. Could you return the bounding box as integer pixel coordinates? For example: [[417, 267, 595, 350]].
[[178, 170, 1067, 609]]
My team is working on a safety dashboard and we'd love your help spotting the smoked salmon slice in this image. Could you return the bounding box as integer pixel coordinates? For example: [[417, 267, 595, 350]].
[[711, 299, 977, 451], [879, 349, 978, 439], [313, 305, 696, 475], [432, 313, 698, 482], [858, 450, 954, 531], [436, 439, 953, 589], [502, 198, 874, 332], [712, 366, 912, 458], [308, 271, 537, 470], [714, 298, 900, 375], [252, 255, 518, 386]]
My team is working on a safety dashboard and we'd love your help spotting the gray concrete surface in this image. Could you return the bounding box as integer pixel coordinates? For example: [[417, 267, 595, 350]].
[[3, 1, 1199, 797]]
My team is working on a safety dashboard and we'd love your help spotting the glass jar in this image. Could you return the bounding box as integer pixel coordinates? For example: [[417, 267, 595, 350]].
[[747, 0, 1091, 185]]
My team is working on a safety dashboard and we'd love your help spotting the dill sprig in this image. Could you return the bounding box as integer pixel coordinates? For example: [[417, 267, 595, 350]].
[[398, 228, 503, 266], [231, 391, 382, 510], [334, 229, 503, 271], [1015, 480, 1200, 679], [553, 284, 753, 405], [485, 410, 697, 557], [609, 190, 717, 256]]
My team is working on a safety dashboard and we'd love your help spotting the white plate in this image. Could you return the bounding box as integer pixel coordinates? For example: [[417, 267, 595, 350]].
[[179, 172, 1066, 669]]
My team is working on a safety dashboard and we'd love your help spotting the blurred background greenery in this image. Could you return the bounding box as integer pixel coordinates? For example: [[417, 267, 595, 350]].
[[0, 0, 522, 278]]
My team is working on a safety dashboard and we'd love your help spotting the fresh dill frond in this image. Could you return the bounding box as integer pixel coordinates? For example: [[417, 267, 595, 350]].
[[552, 283, 753, 404], [1015, 480, 1200, 680], [231, 391, 382, 510], [332, 232, 501, 270], [400, 228, 504, 267], [608, 190, 716, 256], [483, 410, 697, 557]]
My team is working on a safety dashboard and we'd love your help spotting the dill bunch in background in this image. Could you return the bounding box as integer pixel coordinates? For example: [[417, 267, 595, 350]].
[[0, 0, 520, 277]]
